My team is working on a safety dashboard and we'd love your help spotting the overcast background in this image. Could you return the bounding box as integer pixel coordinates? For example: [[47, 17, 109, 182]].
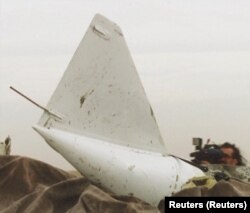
[[1, 0, 250, 170]]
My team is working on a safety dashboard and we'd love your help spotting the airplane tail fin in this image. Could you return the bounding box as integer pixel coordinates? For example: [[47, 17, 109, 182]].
[[38, 14, 166, 154]]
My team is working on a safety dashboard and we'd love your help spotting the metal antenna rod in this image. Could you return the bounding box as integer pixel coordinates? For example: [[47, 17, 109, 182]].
[[9, 86, 62, 119]]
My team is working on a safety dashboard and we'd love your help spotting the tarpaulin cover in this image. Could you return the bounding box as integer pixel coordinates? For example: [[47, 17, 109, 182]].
[[1, 156, 250, 213]]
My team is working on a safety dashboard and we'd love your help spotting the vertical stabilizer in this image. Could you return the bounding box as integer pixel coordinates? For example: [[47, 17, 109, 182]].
[[38, 14, 166, 154]]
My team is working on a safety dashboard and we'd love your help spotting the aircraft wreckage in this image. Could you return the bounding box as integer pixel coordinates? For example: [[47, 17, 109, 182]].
[[10, 14, 250, 206]]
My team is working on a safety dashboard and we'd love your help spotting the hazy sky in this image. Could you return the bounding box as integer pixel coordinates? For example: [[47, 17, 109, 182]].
[[1, 0, 250, 170]]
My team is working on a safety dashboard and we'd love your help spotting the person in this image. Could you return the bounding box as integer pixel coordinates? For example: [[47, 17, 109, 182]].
[[219, 142, 245, 166], [190, 139, 246, 166]]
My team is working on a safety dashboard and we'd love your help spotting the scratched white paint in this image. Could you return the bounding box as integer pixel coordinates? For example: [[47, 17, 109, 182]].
[[34, 14, 205, 206], [38, 14, 166, 154], [33, 125, 204, 206]]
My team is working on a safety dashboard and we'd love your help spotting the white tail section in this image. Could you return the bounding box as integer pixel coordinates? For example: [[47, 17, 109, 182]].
[[33, 125, 204, 206], [38, 14, 166, 154]]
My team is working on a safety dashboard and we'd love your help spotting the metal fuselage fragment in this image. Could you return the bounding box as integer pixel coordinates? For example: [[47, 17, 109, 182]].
[[34, 125, 204, 206], [33, 14, 204, 206]]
